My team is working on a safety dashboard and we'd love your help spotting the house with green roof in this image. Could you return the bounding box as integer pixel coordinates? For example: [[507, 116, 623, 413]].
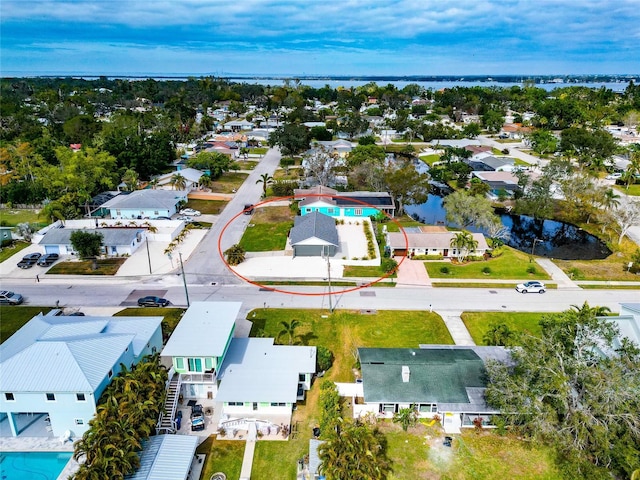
[[0, 311, 162, 439], [339, 346, 507, 433]]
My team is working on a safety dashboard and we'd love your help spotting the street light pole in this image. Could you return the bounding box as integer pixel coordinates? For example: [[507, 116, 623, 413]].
[[145, 238, 152, 274], [179, 252, 190, 307], [324, 246, 333, 313], [531, 238, 542, 257]]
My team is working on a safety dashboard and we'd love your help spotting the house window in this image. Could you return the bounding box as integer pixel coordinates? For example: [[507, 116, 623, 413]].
[[154, 210, 159, 215], [46, 393, 56, 402], [380, 403, 396, 413], [418, 403, 437, 413], [76, 393, 86, 402], [327, 208, 335, 214], [116, 210, 121, 216], [305, 208, 311, 213], [108, 369, 113, 379], [187, 358, 203, 372], [205, 358, 214, 371], [75, 419, 84, 426], [298, 374, 306, 382], [354, 208, 363, 216], [175, 358, 184, 370], [5, 392, 15, 401], [270, 402, 286, 407], [227, 401, 243, 406]]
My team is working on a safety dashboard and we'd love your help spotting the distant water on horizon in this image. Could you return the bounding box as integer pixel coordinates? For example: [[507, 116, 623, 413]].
[[2, 71, 634, 92]]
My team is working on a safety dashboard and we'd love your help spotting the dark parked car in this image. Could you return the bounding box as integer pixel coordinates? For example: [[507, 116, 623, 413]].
[[154, 216, 172, 220], [17, 258, 38, 269], [243, 204, 254, 215], [137, 296, 170, 307], [22, 252, 42, 261], [0, 291, 24, 305], [37, 253, 59, 266], [190, 404, 205, 431]]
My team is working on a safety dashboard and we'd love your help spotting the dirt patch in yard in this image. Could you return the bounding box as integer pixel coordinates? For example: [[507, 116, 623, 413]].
[[253, 206, 294, 223]]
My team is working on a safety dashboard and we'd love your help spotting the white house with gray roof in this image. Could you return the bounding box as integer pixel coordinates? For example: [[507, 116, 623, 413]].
[[0, 311, 162, 438], [38, 227, 146, 256], [216, 338, 316, 419], [290, 211, 339, 257], [101, 189, 188, 219]]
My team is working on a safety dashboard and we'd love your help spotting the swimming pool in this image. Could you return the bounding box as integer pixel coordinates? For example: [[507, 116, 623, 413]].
[[0, 452, 72, 480]]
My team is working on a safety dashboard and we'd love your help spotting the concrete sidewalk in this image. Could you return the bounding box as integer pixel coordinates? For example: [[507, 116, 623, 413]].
[[435, 309, 475, 346], [535, 258, 580, 289]]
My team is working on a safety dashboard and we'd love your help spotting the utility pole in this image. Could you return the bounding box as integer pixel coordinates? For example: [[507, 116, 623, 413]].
[[145, 238, 152, 274], [179, 253, 190, 307], [325, 246, 333, 313]]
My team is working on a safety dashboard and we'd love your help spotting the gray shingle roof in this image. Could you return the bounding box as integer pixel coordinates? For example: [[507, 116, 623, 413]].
[[358, 347, 488, 404], [39, 228, 142, 246], [290, 212, 338, 246]]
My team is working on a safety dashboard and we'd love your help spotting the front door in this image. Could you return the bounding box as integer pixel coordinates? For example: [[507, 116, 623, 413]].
[[253, 402, 258, 411], [443, 249, 449, 257]]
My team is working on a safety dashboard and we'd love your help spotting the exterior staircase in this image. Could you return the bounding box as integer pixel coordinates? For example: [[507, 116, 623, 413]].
[[156, 371, 181, 435]]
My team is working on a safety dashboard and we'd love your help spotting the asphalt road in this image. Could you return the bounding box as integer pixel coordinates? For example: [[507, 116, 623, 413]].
[[3, 279, 638, 315], [179, 148, 282, 284]]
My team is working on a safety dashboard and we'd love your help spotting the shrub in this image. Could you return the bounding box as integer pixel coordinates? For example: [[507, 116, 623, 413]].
[[412, 254, 444, 260], [280, 157, 295, 167], [482, 266, 491, 275], [526, 265, 537, 274], [316, 346, 334, 372], [440, 266, 450, 274], [381, 258, 398, 274]]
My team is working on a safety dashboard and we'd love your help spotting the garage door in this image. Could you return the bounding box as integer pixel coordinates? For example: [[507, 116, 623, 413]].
[[394, 249, 407, 257], [45, 245, 60, 254]]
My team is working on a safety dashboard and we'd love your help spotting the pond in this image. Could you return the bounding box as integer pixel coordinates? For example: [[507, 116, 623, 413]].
[[405, 194, 611, 260]]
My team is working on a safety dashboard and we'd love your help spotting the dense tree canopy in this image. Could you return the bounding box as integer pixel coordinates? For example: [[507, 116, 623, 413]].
[[485, 305, 640, 478]]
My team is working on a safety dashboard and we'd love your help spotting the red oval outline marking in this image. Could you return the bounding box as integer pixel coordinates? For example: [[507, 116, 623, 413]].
[[217, 193, 409, 296]]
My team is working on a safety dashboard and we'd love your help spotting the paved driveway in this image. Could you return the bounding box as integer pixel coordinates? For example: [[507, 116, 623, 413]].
[[394, 257, 432, 287]]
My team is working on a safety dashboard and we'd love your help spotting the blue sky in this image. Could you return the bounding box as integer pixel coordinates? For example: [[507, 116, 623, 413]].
[[1, 0, 639, 76]]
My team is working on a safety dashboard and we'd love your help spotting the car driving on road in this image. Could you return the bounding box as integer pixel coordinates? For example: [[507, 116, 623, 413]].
[[515, 281, 546, 294], [0, 291, 24, 305], [137, 296, 170, 307]]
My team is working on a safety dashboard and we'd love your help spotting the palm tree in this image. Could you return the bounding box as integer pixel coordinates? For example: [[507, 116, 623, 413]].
[[278, 319, 301, 345], [148, 178, 159, 190], [169, 173, 187, 191], [570, 301, 611, 319], [450, 231, 478, 262], [393, 406, 418, 431], [623, 150, 640, 190], [199, 174, 212, 191], [256, 173, 273, 197], [224, 244, 246, 266], [39, 200, 65, 225], [121, 169, 139, 191], [482, 322, 516, 346], [601, 187, 620, 210]]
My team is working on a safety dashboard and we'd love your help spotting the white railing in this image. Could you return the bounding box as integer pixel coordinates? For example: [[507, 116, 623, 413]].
[[179, 372, 216, 383]]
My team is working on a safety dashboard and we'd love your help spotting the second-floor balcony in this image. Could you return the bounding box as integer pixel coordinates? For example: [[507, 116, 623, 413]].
[[179, 372, 216, 384]]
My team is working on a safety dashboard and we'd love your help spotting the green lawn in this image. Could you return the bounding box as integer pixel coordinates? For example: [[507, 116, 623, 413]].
[[0, 208, 46, 227], [234, 160, 259, 170], [613, 184, 640, 196], [211, 172, 249, 193], [239, 206, 293, 251], [342, 265, 397, 278], [46, 258, 127, 275], [183, 198, 228, 215], [0, 306, 53, 343], [114, 307, 185, 338], [461, 311, 551, 344], [197, 438, 244, 480], [381, 215, 425, 233], [248, 308, 452, 382], [0, 240, 31, 263], [419, 154, 441, 166], [425, 246, 551, 280]]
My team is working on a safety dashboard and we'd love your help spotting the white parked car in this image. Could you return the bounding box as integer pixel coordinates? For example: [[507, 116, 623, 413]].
[[515, 281, 546, 294], [179, 208, 201, 216], [606, 172, 622, 180]]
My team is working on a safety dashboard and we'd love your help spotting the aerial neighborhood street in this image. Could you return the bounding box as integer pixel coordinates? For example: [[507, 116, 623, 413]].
[[2, 74, 640, 480]]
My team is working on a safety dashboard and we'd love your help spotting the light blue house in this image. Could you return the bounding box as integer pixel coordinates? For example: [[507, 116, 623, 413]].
[[0, 311, 163, 439], [295, 186, 395, 218], [101, 189, 188, 219]]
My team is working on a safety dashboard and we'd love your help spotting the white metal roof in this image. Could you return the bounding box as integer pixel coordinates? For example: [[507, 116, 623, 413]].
[[216, 338, 316, 403], [125, 434, 198, 480], [0, 315, 162, 393], [161, 302, 241, 358]]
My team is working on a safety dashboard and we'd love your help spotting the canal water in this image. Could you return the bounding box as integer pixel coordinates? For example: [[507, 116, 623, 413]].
[[405, 195, 611, 260]]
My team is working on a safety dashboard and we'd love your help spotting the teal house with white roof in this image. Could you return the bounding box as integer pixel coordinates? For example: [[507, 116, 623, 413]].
[[0, 311, 162, 439]]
